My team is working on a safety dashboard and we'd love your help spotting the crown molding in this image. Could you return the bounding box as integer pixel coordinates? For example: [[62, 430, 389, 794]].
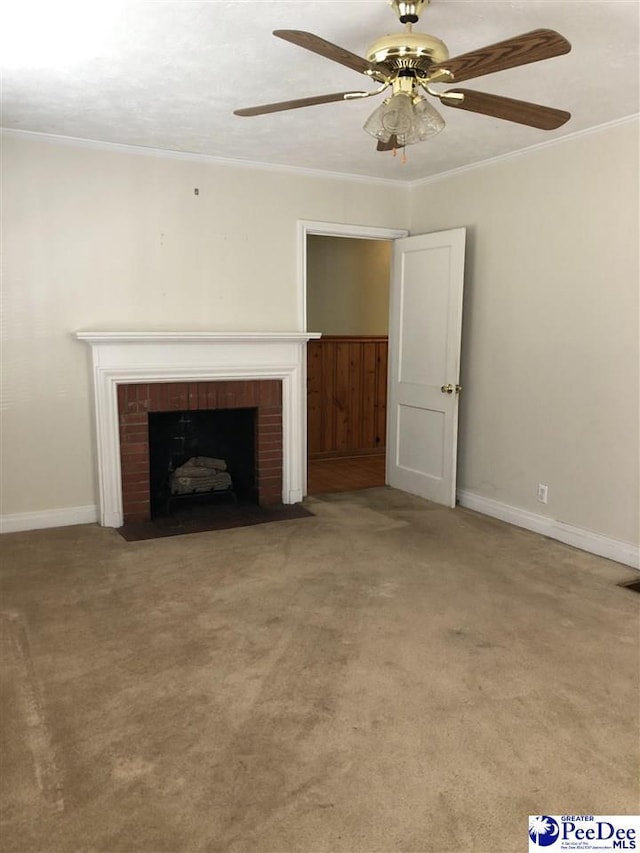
[[0, 127, 404, 188], [3, 113, 638, 189], [407, 113, 640, 188]]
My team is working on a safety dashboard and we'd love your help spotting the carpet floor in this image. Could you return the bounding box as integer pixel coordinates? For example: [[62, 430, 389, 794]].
[[0, 487, 638, 852]]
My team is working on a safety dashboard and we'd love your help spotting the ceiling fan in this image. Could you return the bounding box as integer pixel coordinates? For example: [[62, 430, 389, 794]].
[[234, 0, 572, 152]]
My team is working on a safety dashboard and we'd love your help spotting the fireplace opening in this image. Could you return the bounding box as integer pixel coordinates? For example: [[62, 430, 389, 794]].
[[118, 379, 284, 524], [148, 408, 257, 518]]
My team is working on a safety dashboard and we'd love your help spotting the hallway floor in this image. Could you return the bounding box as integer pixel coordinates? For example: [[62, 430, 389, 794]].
[[307, 453, 386, 494]]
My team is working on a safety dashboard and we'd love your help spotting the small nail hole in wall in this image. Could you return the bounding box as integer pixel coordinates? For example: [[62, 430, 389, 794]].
[[194, 188, 199, 195]]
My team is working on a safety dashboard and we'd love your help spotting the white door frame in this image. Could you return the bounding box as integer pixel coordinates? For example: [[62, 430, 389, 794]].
[[297, 220, 409, 333], [297, 220, 409, 496]]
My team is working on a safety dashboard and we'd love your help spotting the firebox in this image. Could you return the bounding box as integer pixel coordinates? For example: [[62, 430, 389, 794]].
[[117, 379, 283, 524], [148, 408, 257, 517]]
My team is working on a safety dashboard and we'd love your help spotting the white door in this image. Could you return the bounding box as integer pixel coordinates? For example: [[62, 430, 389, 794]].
[[386, 228, 466, 506]]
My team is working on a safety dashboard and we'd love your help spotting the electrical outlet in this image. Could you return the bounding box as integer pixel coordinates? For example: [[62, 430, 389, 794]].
[[537, 483, 549, 504]]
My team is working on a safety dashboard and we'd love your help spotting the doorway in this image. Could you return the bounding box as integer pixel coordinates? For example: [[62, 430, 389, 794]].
[[304, 230, 397, 495], [299, 220, 466, 508]]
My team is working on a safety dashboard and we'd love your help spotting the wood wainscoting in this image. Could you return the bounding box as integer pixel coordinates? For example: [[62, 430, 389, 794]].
[[307, 336, 388, 460]]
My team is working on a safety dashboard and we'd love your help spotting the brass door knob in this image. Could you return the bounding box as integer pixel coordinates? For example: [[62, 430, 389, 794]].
[[441, 384, 462, 394]]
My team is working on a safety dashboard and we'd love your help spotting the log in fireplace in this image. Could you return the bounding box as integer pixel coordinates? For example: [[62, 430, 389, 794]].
[[148, 408, 255, 516]]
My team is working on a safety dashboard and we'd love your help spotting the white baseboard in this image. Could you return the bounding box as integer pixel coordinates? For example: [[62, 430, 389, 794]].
[[457, 489, 639, 569], [1, 494, 637, 570], [0, 505, 99, 534]]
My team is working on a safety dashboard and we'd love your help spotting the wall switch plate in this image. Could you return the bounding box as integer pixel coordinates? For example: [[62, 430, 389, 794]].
[[537, 483, 549, 504]]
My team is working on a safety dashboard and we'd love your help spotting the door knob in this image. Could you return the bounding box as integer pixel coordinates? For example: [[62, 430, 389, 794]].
[[441, 384, 462, 394]]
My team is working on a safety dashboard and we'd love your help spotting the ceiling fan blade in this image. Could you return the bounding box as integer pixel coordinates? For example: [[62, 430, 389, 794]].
[[431, 29, 571, 83], [377, 135, 404, 151], [234, 91, 363, 117], [440, 89, 571, 129], [274, 30, 389, 80]]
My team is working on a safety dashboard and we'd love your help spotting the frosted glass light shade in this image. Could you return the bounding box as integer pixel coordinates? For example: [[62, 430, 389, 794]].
[[363, 101, 392, 143], [413, 97, 446, 140], [364, 93, 413, 144], [364, 94, 445, 146]]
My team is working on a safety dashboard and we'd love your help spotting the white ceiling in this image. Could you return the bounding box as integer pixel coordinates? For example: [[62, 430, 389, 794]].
[[1, 0, 638, 182]]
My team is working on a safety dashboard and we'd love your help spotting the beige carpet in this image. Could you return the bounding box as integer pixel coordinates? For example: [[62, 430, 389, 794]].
[[0, 487, 638, 852]]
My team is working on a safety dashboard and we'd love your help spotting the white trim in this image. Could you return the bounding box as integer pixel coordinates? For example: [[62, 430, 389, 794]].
[[297, 220, 407, 494], [297, 220, 408, 331], [76, 332, 320, 527], [0, 128, 402, 188], [457, 489, 639, 569], [4, 115, 637, 189], [0, 505, 98, 534], [76, 331, 317, 345], [409, 113, 640, 188]]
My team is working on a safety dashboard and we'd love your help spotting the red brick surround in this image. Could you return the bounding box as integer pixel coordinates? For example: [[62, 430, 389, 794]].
[[117, 380, 283, 523]]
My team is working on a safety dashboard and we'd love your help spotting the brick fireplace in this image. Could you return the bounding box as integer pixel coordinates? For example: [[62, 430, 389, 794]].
[[76, 332, 320, 527], [118, 380, 283, 523]]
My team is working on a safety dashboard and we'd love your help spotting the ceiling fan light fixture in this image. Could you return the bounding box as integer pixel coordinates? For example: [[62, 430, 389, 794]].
[[363, 100, 393, 144], [364, 93, 412, 144], [413, 97, 446, 139], [364, 92, 444, 146], [235, 20, 572, 149]]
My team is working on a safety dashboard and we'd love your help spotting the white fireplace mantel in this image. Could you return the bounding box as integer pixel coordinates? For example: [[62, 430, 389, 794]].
[[77, 331, 321, 527]]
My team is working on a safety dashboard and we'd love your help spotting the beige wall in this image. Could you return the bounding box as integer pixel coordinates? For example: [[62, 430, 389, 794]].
[[0, 133, 408, 516], [306, 236, 391, 335], [410, 119, 639, 546], [2, 121, 638, 550]]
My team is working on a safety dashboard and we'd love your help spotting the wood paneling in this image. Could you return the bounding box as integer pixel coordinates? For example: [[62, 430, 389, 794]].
[[307, 336, 388, 459]]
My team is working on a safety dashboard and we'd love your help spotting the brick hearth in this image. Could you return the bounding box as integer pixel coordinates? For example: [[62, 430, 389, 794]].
[[117, 380, 282, 523]]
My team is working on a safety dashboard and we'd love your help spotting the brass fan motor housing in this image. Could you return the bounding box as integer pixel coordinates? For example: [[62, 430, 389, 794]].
[[366, 31, 449, 74]]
